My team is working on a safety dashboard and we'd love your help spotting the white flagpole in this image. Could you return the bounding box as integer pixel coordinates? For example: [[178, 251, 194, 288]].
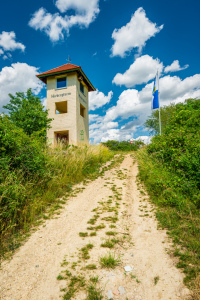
[[157, 70, 161, 135]]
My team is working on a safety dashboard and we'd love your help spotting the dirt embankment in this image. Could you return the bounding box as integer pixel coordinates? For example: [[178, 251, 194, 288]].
[[0, 155, 190, 300]]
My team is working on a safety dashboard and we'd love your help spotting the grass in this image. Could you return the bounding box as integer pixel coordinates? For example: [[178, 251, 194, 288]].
[[154, 276, 159, 285], [57, 274, 65, 280], [136, 278, 141, 283], [79, 232, 88, 237], [99, 252, 121, 268], [80, 243, 94, 260], [105, 231, 117, 236], [90, 232, 97, 237], [191, 275, 200, 300], [0, 144, 114, 259], [101, 238, 119, 248], [87, 226, 94, 230], [87, 284, 103, 300], [85, 264, 97, 270], [101, 239, 115, 248], [137, 148, 200, 288], [61, 275, 86, 300], [90, 276, 99, 284], [102, 216, 118, 223], [109, 225, 116, 228], [94, 224, 106, 231]]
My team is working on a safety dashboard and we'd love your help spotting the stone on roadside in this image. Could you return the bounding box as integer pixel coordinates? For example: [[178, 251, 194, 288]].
[[124, 265, 132, 272], [119, 286, 125, 295], [107, 290, 113, 299]]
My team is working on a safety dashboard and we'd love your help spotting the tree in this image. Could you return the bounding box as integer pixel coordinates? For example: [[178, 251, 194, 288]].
[[3, 88, 52, 137], [0, 115, 47, 177], [145, 102, 177, 135]]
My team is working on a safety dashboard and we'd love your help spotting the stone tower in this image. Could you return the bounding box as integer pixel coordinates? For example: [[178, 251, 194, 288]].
[[37, 63, 95, 146]]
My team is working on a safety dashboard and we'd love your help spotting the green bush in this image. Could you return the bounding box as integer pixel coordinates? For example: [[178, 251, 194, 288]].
[[102, 140, 144, 151], [146, 98, 200, 207], [3, 89, 52, 137], [0, 115, 47, 178]]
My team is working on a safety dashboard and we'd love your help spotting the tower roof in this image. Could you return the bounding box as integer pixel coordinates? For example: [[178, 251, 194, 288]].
[[36, 63, 95, 91]]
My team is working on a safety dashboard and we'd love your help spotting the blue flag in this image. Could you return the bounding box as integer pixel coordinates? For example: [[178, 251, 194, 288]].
[[152, 74, 159, 109]]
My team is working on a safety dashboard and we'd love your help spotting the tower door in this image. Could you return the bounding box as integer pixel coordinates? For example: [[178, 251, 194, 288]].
[[54, 130, 69, 146]]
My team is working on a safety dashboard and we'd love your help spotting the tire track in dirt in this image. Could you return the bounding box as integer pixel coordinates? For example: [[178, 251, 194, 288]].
[[0, 155, 191, 300]]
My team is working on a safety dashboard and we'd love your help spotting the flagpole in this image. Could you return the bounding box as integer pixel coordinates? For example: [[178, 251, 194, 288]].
[[157, 70, 161, 135]]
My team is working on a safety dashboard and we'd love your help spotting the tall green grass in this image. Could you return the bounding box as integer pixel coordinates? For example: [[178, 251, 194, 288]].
[[0, 144, 113, 258]]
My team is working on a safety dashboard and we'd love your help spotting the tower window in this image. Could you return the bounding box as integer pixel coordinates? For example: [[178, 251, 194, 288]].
[[80, 103, 86, 118], [55, 101, 67, 114], [57, 77, 67, 89], [80, 82, 84, 94]]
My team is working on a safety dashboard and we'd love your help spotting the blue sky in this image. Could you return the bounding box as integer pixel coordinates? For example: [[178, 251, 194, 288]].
[[0, 0, 200, 143]]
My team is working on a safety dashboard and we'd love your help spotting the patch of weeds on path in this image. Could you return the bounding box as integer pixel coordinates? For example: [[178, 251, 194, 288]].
[[154, 276, 160, 285], [80, 243, 94, 260], [79, 232, 88, 237], [90, 232, 96, 236], [106, 231, 117, 236], [87, 283, 103, 300], [99, 252, 121, 268], [101, 238, 119, 249], [60, 274, 86, 299], [109, 224, 116, 228], [102, 216, 118, 223], [90, 276, 99, 284], [85, 264, 97, 270]]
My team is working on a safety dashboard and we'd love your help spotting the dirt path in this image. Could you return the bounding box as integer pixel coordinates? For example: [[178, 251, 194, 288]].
[[0, 155, 190, 300]]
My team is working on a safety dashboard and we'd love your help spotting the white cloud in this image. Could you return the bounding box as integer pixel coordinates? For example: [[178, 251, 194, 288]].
[[111, 7, 163, 57], [89, 114, 100, 123], [105, 89, 143, 122], [0, 63, 44, 111], [41, 97, 47, 109], [0, 31, 25, 52], [2, 53, 12, 60], [0, 49, 3, 55], [135, 136, 152, 144], [112, 74, 200, 122], [90, 73, 200, 143], [29, 0, 100, 42], [113, 55, 163, 87], [140, 74, 200, 104], [89, 89, 113, 111], [164, 60, 189, 73], [55, 0, 100, 17], [29, 8, 69, 42]]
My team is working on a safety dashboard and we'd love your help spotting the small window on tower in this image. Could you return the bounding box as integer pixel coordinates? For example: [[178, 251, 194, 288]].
[[55, 101, 67, 114], [80, 82, 84, 94], [80, 103, 86, 118], [57, 77, 67, 89]]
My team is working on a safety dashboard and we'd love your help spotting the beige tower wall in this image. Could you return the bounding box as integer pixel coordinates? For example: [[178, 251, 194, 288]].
[[46, 71, 89, 146], [76, 78, 89, 145]]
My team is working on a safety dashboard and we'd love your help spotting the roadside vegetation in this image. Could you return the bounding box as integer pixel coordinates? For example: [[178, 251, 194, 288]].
[[137, 98, 200, 293], [1, 89, 199, 298], [0, 89, 114, 258], [102, 139, 144, 151]]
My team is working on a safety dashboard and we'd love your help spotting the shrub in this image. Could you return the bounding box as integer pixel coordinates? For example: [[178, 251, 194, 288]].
[[102, 140, 144, 151]]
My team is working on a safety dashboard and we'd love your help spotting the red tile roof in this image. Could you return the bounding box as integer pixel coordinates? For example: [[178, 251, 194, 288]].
[[36, 63, 95, 91], [37, 63, 81, 77]]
